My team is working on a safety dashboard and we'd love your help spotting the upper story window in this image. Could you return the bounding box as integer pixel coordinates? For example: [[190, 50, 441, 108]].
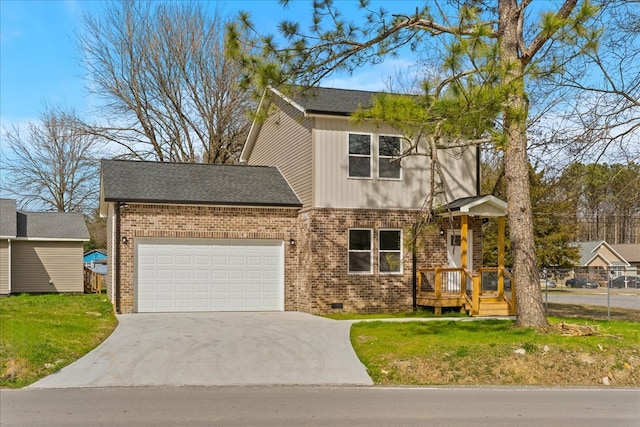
[[348, 229, 373, 274], [379, 229, 402, 273], [348, 134, 372, 178], [378, 136, 402, 179]]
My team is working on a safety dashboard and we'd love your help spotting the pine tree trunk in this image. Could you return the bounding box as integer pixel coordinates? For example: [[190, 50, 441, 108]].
[[499, 0, 548, 329]]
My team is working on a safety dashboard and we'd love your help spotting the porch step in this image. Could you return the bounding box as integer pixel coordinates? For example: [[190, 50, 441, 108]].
[[474, 299, 511, 317]]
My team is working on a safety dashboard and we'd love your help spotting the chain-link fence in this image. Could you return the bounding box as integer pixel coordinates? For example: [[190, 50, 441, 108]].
[[541, 267, 639, 289]]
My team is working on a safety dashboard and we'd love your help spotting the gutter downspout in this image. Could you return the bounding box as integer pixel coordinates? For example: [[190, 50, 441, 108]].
[[115, 203, 122, 313]]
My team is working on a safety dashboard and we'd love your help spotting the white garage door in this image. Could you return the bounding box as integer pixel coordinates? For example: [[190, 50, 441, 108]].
[[136, 238, 284, 312]]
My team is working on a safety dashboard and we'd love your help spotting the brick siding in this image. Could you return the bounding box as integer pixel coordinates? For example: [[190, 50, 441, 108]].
[[297, 208, 481, 314], [108, 203, 482, 314], [111, 203, 299, 313]]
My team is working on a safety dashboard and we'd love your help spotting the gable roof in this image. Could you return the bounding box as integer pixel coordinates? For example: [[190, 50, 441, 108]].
[[241, 85, 402, 163], [1, 198, 89, 240], [577, 240, 630, 267], [273, 86, 384, 117], [0, 199, 17, 237], [101, 160, 302, 208], [435, 195, 507, 218], [611, 244, 640, 264], [16, 211, 90, 240]]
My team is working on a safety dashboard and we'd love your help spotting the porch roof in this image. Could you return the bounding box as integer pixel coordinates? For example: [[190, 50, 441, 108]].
[[435, 195, 507, 218]]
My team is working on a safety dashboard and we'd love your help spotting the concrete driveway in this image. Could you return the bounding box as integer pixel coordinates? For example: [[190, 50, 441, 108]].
[[30, 312, 373, 388]]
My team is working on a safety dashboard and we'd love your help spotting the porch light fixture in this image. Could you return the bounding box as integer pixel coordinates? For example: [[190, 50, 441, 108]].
[[439, 228, 445, 236], [122, 236, 129, 244], [119, 202, 129, 208], [289, 238, 296, 246]]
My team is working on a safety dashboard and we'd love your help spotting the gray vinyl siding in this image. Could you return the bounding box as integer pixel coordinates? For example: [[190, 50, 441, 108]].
[[312, 117, 477, 209], [247, 98, 313, 207], [11, 241, 84, 293], [0, 240, 8, 295]]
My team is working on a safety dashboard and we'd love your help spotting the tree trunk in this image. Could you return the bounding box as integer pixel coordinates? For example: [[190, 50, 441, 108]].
[[499, 0, 547, 328]]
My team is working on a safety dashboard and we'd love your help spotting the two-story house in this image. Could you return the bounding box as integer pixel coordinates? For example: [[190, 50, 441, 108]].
[[100, 86, 508, 315]]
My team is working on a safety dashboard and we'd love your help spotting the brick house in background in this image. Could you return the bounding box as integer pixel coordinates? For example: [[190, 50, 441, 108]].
[[101, 86, 500, 314]]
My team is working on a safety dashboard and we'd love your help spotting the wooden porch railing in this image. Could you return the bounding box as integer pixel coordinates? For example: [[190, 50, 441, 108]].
[[418, 266, 516, 316], [83, 266, 104, 294]]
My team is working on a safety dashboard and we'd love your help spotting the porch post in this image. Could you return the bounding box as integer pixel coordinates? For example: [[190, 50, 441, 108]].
[[461, 215, 468, 293], [498, 216, 505, 295]]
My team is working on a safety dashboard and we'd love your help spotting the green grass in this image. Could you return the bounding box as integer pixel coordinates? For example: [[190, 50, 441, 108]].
[[0, 294, 118, 388], [351, 317, 640, 386]]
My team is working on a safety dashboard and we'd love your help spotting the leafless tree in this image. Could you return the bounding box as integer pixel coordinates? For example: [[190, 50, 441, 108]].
[[78, 0, 253, 163], [1, 105, 101, 213], [531, 2, 640, 167]]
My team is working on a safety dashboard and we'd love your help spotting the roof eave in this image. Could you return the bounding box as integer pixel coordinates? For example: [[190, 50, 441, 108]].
[[103, 198, 302, 209]]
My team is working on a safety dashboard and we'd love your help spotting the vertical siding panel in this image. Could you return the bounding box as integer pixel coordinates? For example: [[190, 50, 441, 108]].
[[11, 241, 84, 293], [248, 98, 313, 207], [313, 117, 477, 209], [0, 240, 8, 294]]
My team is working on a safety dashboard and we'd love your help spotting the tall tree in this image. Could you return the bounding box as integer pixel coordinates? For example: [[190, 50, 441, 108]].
[[558, 2, 639, 164], [481, 159, 580, 269], [1, 105, 101, 213], [78, 0, 253, 163], [561, 162, 640, 243], [228, 0, 599, 328]]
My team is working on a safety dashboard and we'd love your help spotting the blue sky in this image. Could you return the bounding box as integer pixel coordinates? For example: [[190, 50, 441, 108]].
[[0, 0, 417, 131]]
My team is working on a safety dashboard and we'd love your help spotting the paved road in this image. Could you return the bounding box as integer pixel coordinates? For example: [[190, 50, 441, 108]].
[[2, 386, 638, 427], [542, 288, 640, 310], [30, 312, 372, 388]]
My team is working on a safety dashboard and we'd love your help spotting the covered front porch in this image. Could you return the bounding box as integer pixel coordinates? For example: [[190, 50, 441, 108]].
[[417, 195, 515, 317]]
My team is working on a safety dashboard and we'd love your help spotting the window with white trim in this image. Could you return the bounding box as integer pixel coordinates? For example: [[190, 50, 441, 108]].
[[378, 135, 402, 179], [348, 133, 372, 178], [348, 229, 372, 273], [379, 229, 402, 273]]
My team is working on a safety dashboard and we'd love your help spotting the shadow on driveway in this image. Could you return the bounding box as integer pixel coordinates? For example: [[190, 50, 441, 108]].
[[30, 312, 373, 388]]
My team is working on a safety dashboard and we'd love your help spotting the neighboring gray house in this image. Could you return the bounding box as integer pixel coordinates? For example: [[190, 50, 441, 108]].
[[0, 199, 90, 295], [100, 86, 495, 315]]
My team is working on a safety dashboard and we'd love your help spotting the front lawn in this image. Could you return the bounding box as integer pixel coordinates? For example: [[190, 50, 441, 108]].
[[351, 315, 640, 386], [0, 294, 118, 388]]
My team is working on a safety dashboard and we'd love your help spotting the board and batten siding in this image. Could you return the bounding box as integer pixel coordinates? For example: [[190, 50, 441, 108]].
[[248, 98, 313, 207], [312, 118, 477, 210], [11, 241, 84, 293], [0, 240, 9, 295]]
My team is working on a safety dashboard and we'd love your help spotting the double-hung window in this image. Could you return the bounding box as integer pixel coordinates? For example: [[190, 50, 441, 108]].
[[348, 229, 372, 273], [379, 229, 402, 273], [348, 134, 372, 178], [378, 136, 402, 179]]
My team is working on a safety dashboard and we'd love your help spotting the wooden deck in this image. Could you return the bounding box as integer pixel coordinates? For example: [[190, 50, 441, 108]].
[[417, 266, 516, 317]]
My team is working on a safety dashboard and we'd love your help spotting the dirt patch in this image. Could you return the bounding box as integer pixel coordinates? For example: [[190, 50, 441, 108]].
[[373, 346, 640, 387], [355, 304, 640, 387], [546, 303, 640, 322]]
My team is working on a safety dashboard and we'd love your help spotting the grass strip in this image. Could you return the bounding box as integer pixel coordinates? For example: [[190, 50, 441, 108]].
[[0, 294, 118, 388]]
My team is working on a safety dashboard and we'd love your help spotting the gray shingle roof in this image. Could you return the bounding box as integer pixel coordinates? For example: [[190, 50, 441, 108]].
[[16, 211, 89, 240], [611, 244, 640, 263], [101, 160, 302, 207], [577, 240, 630, 267], [2, 198, 88, 240], [282, 86, 385, 116], [0, 199, 17, 237]]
